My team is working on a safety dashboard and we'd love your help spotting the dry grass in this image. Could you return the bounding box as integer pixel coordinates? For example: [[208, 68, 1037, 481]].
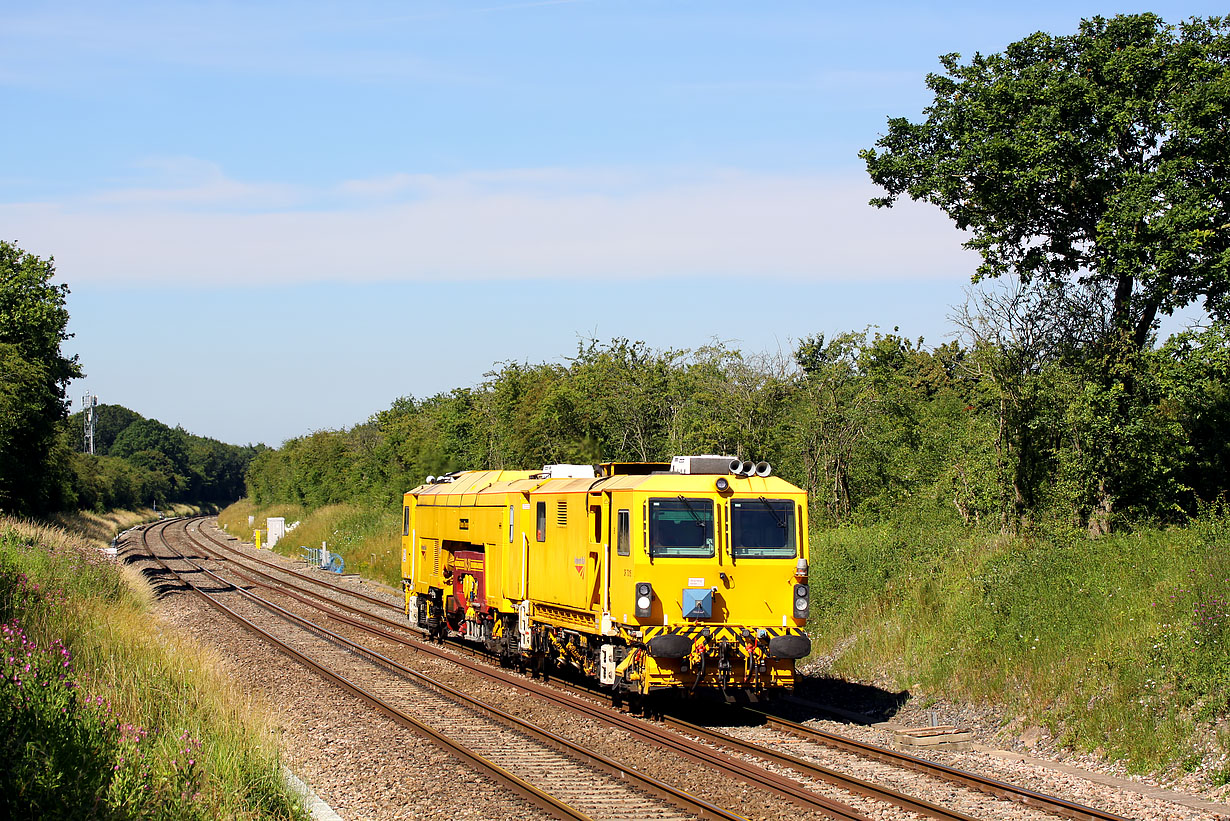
[[49, 503, 201, 544], [219, 500, 401, 586], [217, 500, 305, 545]]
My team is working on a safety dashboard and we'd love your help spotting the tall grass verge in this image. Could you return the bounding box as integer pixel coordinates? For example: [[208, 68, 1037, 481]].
[[0, 517, 306, 819], [49, 504, 202, 546], [808, 506, 1230, 783], [219, 501, 401, 587]]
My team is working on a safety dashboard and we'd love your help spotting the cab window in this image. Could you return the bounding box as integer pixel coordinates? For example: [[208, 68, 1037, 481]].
[[731, 498, 796, 558], [617, 510, 630, 556], [535, 501, 546, 542], [648, 498, 714, 558]]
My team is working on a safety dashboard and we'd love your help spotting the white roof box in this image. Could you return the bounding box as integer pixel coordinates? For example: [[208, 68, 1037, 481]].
[[670, 455, 737, 475], [541, 464, 596, 479]]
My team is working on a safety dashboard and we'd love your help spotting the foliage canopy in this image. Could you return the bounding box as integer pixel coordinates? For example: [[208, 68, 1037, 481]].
[[244, 330, 1230, 532], [861, 13, 1230, 352], [0, 240, 257, 514], [66, 405, 260, 510], [0, 242, 81, 514]]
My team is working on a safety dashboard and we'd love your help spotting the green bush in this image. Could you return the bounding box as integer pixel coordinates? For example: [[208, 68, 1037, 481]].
[[0, 623, 117, 818]]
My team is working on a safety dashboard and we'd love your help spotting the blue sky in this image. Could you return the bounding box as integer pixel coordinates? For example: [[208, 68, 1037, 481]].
[[2, 1, 1220, 446]]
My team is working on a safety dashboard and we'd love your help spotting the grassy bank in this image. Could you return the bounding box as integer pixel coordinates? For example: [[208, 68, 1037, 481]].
[[218, 500, 401, 588], [0, 517, 306, 819], [49, 504, 203, 545], [809, 508, 1230, 783]]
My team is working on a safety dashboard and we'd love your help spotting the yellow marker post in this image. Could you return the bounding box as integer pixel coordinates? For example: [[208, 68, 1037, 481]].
[[255, 530, 261, 550]]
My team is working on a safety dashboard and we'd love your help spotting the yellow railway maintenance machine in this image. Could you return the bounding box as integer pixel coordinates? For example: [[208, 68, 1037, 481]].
[[400, 455, 811, 701]]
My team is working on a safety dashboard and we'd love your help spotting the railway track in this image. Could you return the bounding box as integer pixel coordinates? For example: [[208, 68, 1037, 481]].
[[140, 516, 1141, 821], [152, 518, 894, 820], [141, 517, 751, 821], [720, 710, 1128, 821]]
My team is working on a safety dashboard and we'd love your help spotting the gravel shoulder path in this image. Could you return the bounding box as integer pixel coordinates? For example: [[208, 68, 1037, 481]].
[[794, 666, 1230, 821]]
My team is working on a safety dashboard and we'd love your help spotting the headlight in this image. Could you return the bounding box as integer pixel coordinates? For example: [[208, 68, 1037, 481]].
[[793, 583, 809, 618], [635, 582, 654, 617]]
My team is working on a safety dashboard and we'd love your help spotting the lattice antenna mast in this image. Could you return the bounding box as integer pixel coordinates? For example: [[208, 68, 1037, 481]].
[[83, 393, 98, 454]]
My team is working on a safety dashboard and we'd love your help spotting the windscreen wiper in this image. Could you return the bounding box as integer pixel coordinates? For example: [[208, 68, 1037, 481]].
[[677, 495, 707, 528], [758, 496, 788, 529]]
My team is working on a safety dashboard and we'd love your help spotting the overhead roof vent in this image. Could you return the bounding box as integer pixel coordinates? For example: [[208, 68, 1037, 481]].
[[538, 464, 596, 479], [669, 455, 738, 475]]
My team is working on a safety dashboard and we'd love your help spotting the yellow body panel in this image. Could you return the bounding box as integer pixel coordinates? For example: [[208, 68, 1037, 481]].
[[400, 465, 810, 692]]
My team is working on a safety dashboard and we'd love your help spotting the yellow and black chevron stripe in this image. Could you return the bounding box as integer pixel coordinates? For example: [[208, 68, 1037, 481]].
[[641, 625, 805, 643]]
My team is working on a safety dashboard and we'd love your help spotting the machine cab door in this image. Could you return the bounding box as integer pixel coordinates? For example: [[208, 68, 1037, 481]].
[[587, 493, 606, 610]]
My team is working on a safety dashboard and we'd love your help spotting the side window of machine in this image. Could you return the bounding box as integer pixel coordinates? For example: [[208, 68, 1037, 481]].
[[617, 510, 630, 556], [403, 505, 410, 537], [536, 501, 546, 542]]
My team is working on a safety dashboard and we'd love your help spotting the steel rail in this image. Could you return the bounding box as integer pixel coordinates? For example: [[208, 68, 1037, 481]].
[[186, 519, 413, 631], [744, 709, 1132, 821], [196, 520, 399, 611], [510, 629, 1134, 821], [137, 521, 595, 821], [393, 639, 978, 821], [140, 519, 748, 821]]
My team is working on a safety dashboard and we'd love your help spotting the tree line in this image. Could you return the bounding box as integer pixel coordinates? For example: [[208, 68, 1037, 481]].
[[0, 240, 260, 516], [861, 12, 1229, 532], [245, 326, 1230, 534], [65, 404, 262, 511]]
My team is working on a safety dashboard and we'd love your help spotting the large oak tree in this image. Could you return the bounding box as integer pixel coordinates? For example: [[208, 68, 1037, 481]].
[[861, 13, 1229, 356], [862, 14, 1230, 532]]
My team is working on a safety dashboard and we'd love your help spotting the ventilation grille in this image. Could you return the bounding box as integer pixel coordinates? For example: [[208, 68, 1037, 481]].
[[556, 500, 568, 526], [422, 538, 440, 576]]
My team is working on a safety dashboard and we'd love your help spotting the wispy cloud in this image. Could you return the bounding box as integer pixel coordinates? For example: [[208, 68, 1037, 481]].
[[5, 165, 976, 286], [81, 157, 308, 210]]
